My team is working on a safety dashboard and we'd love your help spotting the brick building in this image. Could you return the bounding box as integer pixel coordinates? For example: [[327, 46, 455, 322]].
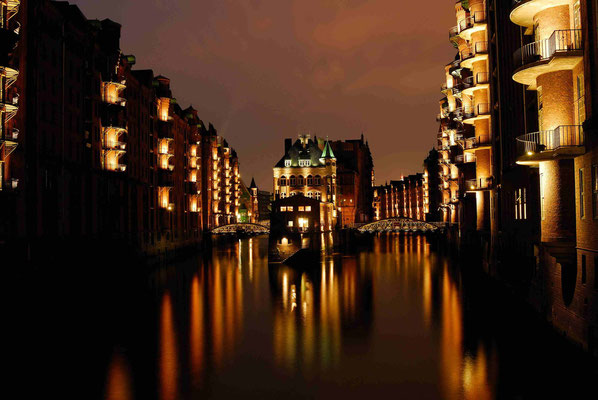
[[330, 135, 374, 226], [373, 174, 425, 222], [0, 0, 241, 262]]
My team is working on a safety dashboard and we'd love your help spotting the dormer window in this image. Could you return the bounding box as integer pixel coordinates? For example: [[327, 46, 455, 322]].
[[285, 160, 291, 167], [299, 159, 311, 167]]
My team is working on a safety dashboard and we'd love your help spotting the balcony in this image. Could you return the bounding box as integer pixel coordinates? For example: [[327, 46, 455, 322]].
[[513, 29, 582, 87], [465, 177, 493, 192], [515, 125, 584, 165], [460, 41, 488, 69], [511, 0, 571, 29], [0, 21, 19, 57], [462, 103, 491, 123], [441, 82, 462, 96], [186, 181, 199, 194], [461, 72, 490, 96], [158, 169, 174, 187], [157, 120, 174, 139], [0, 66, 19, 88], [457, 12, 487, 41], [454, 154, 476, 164], [462, 134, 491, 151]]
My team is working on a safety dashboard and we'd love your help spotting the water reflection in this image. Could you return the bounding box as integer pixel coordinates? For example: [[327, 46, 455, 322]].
[[159, 293, 177, 400], [93, 234, 596, 399], [104, 349, 133, 400]]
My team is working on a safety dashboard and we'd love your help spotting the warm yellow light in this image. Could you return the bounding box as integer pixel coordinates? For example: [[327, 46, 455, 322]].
[[470, 185, 475, 190], [527, 151, 533, 156]]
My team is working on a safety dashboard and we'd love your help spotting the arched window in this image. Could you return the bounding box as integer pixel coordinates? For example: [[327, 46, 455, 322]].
[[290, 176, 296, 186], [298, 175, 304, 186], [279, 176, 287, 186], [314, 175, 321, 186], [307, 175, 313, 186], [307, 192, 313, 198], [314, 191, 322, 201]]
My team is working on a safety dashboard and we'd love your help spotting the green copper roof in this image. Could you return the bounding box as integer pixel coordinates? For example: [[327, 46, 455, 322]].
[[321, 140, 335, 159]]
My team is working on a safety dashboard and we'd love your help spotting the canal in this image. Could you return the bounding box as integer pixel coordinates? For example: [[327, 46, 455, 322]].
[[17, 234, 597, 399]]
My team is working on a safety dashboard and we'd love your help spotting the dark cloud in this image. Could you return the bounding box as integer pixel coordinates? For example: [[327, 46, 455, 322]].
[[70, 0, 455, 188]]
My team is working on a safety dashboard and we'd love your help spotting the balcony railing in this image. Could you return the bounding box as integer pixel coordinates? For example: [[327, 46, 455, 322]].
[[463, 135, 491, 149], [516, 125, 584, 154], [463, 103, 490, 119], [513, 29, 582, 69], [461, 41, 488, 61], [466, 177, 492, 191]]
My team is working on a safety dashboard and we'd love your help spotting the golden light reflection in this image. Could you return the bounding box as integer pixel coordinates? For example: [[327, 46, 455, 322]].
[[190, 274, 204, 387], [439, 261, 494, 400], [208, 257, 244, 369], [104, 350, 133, 400], [159, 292, 177, 400]]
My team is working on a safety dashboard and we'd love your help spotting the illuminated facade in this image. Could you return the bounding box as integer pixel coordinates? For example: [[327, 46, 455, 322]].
[[373, 174, 425, 222], [0, 0, 19, 192], [510, 0, 597, 353], [201, 124, 240, 229], [330, 135, 374, 226], [273, 135, 338, 228], [0, 1, 243, 261], [440, 0, 494, 235]]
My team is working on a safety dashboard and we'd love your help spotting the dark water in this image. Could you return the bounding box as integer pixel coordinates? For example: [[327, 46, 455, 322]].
[[16, 234, 597, 399]]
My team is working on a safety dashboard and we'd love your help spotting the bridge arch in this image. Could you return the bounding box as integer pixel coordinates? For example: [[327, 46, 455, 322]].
[[211, 222, 270, 235], [357, 217, 443, 233]]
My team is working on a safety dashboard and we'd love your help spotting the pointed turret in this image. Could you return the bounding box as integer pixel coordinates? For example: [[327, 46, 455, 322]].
[[249, 177, 257, 190], [321, 140, 335, 159]]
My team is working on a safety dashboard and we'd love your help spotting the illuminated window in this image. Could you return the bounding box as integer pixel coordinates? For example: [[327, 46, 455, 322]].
[[305, 206, 312, 212], [288, 220, 294, 227], [281, 206, 287, 212], [314, 192, 321, 201], [284, 159, 291, 167], [298, 206, 304, 211], [515, 188, 527, 220], [288, 206, 293, 212], [299, 159, 311, 167], [580, 168, 585, 219], [592, 165, 598, 219]]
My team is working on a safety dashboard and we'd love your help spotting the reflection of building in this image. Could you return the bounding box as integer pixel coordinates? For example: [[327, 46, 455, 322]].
[[269, 257, 374, 372], [271, 194, 334, 233], [273, 135, 338, 227], [330, 135, 374, 226], [373, 174, 425, 221]]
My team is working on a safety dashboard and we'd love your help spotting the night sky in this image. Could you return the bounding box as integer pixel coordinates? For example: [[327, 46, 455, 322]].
[[70, 0, 456, 189]]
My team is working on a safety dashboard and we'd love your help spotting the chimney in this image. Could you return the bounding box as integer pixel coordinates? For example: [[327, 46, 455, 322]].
[[285, 138, 292, 153]]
